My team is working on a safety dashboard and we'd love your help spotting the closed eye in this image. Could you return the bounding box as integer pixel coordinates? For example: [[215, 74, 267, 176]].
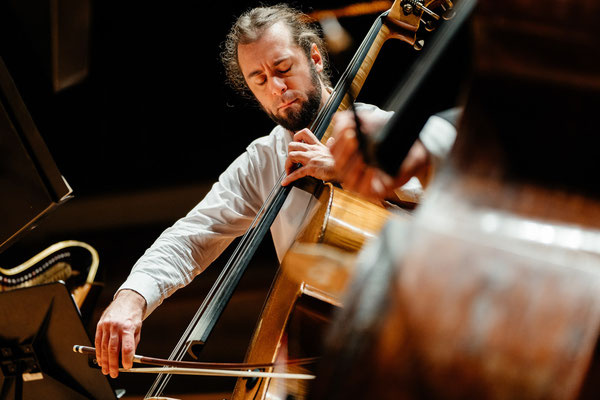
[[253, 75, 267, 86], [274, 58, 292, 75]]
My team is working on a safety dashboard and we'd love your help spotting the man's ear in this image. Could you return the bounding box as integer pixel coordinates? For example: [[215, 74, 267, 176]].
[[310, 43, 324, 73]]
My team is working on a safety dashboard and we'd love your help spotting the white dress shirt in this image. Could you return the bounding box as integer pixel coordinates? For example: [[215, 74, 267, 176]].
[[118, 105, 456, 318]]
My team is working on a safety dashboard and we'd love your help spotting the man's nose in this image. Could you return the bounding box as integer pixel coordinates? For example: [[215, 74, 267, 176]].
[[270, 76, 287, 95]]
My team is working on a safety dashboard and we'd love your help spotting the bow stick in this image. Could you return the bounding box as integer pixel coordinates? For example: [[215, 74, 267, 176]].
[[73, 345, 318, 371], [117, 367, 314, 380]]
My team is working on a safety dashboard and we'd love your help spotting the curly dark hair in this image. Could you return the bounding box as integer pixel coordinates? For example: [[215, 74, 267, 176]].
[[220, 4, 332, 98]]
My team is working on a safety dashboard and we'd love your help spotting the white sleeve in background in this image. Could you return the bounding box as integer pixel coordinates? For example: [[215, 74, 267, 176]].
[[418, 114, 457, 164]]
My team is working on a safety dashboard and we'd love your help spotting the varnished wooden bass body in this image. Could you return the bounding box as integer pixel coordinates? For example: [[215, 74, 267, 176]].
[[232, 183, 394, 399]]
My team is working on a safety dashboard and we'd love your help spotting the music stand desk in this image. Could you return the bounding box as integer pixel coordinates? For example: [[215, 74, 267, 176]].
[[0, 282, 116, 399]]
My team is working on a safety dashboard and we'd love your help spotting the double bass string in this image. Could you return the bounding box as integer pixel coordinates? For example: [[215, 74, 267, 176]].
[[148, 162, 306, 396], [146, 181, 294, 397], [311, 10, 387, 142]]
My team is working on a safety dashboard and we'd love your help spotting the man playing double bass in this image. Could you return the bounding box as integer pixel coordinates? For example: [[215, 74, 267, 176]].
[[95, 3, 455, 379]]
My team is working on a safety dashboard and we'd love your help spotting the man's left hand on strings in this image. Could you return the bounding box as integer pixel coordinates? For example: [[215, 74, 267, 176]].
[[282, 128, 338, 186]]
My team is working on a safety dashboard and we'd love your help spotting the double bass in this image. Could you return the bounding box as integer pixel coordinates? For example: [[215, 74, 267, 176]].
[[310, 0, 600, 399]]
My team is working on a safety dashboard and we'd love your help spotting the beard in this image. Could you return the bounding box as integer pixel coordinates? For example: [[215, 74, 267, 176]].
[[266, 65, 323, 132]]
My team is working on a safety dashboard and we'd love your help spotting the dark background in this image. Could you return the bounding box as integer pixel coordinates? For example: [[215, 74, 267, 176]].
[[0, 0, 465, 397]]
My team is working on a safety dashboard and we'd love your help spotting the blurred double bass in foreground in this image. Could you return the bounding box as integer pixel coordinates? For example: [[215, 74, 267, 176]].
[[311, 0, 600, 399]]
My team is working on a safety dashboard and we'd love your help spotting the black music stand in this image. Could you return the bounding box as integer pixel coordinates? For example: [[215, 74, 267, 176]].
[[0, 282, 116, 400]]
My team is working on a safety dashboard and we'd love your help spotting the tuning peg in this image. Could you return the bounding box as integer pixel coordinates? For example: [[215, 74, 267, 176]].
[[402, 0, 440, 20], [413, 38, 425, 51], [442, 8, 456, 20], [419, 4, 441, 20], [440, 0, 456, 20], [424, 18, 438, 31]]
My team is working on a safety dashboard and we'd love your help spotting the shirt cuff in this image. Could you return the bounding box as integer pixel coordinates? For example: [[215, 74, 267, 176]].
[[394, 176, 424, 204], [117, 271, 163, 319], [419, 115, 457, 162]]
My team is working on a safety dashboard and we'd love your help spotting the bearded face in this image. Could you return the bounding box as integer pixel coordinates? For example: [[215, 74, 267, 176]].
[[237, 22, 328, 134], [263, 63, 323, 132]]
